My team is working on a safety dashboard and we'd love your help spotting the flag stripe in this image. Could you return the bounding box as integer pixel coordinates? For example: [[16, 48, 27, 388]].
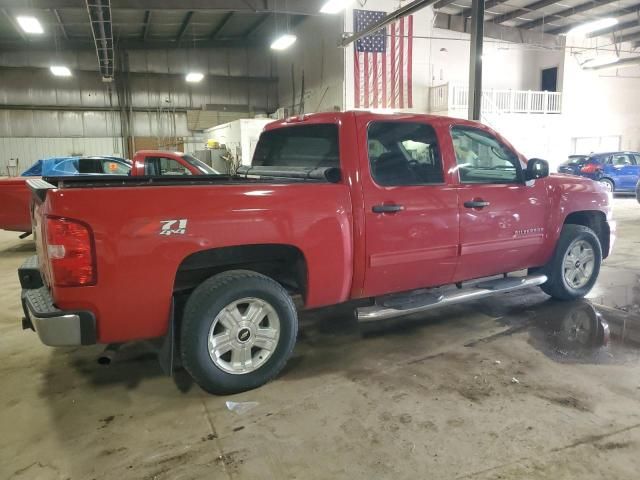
[[382, 47, 387, 108], [354, 48, 360, 108], [372, 52, 378, 107], [399, 18, 404, 109], [407, 15, 413, 108], [390, 21, 396, 108]]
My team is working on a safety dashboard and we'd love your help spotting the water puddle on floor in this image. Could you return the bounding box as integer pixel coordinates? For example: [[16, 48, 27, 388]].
[[525, 299, 640, 365]]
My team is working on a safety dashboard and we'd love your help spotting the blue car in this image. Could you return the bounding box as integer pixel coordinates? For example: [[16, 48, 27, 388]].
[[558, 152, 640, 193], [21, 155, 131, 177]]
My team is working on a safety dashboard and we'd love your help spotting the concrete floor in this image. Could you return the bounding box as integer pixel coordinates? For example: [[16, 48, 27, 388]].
[[1, 198, 640, 480]]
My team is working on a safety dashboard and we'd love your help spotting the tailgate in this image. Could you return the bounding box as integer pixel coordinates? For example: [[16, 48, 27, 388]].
[[26, 179, 54, 287]]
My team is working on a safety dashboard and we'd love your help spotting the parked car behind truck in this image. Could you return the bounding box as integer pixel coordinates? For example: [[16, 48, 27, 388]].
[[0, 150, 216, 233], [18, 111, 614, 395], [558, 151, 640, 193]]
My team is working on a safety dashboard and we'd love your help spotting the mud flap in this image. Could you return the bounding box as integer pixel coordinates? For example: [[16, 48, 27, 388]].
[[158, 297, 175, 376]]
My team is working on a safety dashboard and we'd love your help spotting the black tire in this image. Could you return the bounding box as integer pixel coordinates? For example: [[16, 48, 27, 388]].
[[599, 178, 614, 193], [181, 270, 298, 395], [636, 182, 640, 204], [540, 224, 602, 301]]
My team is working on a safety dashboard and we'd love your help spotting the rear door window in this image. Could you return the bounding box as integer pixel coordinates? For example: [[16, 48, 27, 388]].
[[612, 154, 634, 166], [78, 158, 104, 174], [253, 124, 339, 168]]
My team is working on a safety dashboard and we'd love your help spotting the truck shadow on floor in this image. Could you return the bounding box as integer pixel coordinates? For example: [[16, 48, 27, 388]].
[[39, 343, 195, 399]]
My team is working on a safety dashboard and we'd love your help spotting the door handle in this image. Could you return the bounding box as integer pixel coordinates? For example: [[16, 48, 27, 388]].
[[464, 200, 490, 209], [372, 204, 404, 213]]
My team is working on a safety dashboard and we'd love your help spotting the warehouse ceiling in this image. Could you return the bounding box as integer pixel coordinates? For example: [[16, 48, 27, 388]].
[[435, 0, 640, 46], [0, 0, 326, 51]]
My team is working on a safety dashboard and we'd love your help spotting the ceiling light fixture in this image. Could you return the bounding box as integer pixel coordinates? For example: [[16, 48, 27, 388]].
[[567, 18, 618, 36], [270, 33, 297, 51], [16, 16, 44, 34], [320, 0, 353, 14], [50, 65, 72, 77], [185, 72, 204, 83]]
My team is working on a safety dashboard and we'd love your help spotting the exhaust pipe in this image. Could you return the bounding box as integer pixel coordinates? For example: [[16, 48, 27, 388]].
[[97, 343, 121, 365]]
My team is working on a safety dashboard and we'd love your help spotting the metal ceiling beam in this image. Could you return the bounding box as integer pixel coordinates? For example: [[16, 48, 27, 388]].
[[548, 4, 640, 35], [0, 37, 261, 51], [244, 13, 270, 37], [209, 11, 233, 38], [586, 18, 640, 38], [583, 54, 640, 69], [518, 0, 619, 30], [1, 8, 26, 41], [0, 65, 278, 82], [0, 0, 326, 15], [615, 30, 640, 43], [175, 10, 193, 42], [85, 0, 114, 80], [141, 10, 151, 40], [53, 9, 69, 40], [433, 0, 458, 9], [489, 0, 558, 25], [341, 0, 439, 47], [460, 0, 510, 18]]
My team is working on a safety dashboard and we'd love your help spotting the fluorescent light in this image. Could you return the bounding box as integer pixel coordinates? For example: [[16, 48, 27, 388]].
[[50, 66, 72, 77], [185, 72, 204, 83], [270, 34, 297, 51], [320, 0, 352, 14], [582, 56, 619, 68], [16, 16, 43, 34], [568, 18, 618, 36]]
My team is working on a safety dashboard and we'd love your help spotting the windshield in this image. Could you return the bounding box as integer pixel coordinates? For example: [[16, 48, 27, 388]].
[[181, 154, 219, 174]]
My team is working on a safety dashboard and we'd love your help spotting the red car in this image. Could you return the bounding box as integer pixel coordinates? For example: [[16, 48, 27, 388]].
[[18, 111, 614, 394], [0, 150, 215, 233]]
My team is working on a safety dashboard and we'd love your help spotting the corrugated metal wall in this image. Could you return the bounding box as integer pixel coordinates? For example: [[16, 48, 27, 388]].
[[0, 47, 277, 170], [0, 137, 124, 175]]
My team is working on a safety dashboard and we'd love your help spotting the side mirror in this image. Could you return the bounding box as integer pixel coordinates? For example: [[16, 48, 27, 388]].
[[525, 158, 549, 181]]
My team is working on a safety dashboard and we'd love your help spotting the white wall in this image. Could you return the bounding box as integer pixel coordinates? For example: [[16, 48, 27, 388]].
[[276, 14, 345, 114], [562, 49, 640, 153]]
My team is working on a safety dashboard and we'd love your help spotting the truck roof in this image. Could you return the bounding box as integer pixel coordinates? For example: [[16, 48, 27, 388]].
[[264, 110, 488, 132]]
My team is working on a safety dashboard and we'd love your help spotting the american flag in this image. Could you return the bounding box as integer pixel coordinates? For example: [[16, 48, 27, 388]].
[[353, 9, 413, 109]]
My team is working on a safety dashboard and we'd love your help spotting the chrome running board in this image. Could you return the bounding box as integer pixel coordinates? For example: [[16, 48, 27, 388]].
[[356, 274, 548, 322]]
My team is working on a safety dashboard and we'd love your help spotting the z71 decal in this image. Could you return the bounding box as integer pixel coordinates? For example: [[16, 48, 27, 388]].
[[160, 219, 188, 236]]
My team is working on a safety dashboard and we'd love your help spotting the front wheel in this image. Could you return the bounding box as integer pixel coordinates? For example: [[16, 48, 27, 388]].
[[181, 270, 298, 395], [540, 224, 602, 300]]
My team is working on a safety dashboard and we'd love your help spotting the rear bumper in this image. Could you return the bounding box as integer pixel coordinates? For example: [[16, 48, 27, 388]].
[[19, 256, 96, 346]]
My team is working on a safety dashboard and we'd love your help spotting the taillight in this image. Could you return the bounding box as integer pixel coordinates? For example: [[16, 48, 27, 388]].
[[580, 163, 598, 173], [45, 217, 96, 287]]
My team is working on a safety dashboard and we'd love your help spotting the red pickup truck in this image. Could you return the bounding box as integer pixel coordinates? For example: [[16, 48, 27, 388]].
[[0, 150, 215, 234], [18, 112, 614, 395]]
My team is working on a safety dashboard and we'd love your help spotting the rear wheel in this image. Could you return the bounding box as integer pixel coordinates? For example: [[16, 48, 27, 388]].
[[540, 224, 602, 300], [181, 270, 298, 395], [636, 182, 640, 204], [599, 178, 614, 193]]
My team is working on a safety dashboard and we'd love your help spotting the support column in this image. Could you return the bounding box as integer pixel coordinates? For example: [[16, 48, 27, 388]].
[[467, 0, 484, 121]]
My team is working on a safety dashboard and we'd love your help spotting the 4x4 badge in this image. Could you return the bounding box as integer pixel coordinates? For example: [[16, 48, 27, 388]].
[[160, 219, 187, 236]]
